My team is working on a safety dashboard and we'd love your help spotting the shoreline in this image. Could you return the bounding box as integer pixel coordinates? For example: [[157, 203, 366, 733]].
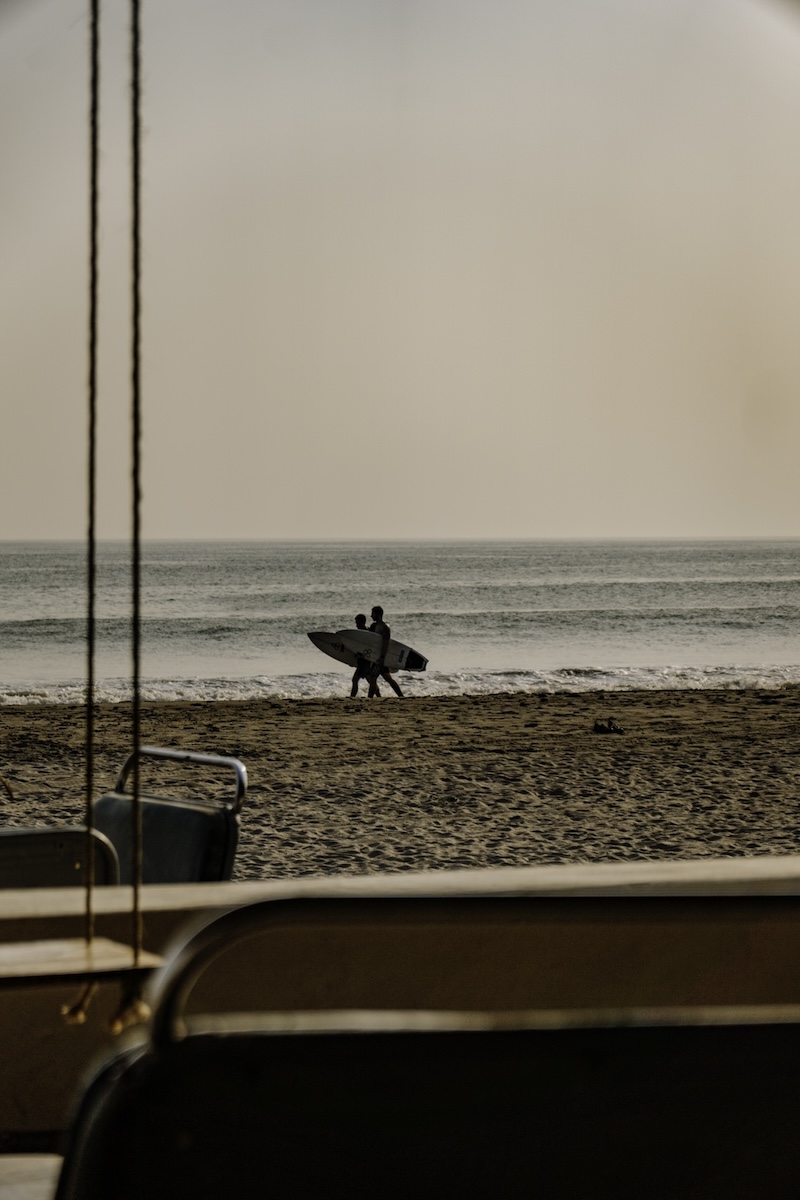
[[2, 687, 800, 880]]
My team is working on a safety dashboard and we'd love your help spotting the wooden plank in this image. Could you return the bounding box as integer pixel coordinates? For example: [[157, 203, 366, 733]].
[[2, 852, 800, 935], [0, 939, 161, 986], [0, 1154, 61, 1200]]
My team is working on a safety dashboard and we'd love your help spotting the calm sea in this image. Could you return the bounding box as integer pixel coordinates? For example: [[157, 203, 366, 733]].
[[1, 540, 800, 704]]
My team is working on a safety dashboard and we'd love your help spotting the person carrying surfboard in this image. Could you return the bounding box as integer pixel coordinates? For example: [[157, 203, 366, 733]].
[[370, 606, 404, 698], [350, 614, 381, 699]]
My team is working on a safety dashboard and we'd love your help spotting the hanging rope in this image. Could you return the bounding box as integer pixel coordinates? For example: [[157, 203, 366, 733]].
[[65, 0, 150, 1031], [64, 0, 102, 1026], [130, 0, 144, 966], [84, 0, 100, 948]]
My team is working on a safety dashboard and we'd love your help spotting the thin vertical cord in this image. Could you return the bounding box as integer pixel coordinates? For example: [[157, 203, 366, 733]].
[[130, 0, 143, 964], [85, 0, 100, 946]]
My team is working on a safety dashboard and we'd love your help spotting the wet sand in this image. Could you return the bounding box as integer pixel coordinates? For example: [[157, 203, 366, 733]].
[[2, 688, 800, 880]]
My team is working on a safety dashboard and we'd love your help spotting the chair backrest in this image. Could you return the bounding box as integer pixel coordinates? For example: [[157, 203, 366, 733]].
[[93, 794, 239, 885], [0, 826, 119, 888], [93, 747, 246, 885], [54, 1017, 800, 1200], [54, 894, 800, 1199]]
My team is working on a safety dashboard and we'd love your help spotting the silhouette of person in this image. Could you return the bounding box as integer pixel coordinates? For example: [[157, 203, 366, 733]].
[[370, 605, 403, 698], [350, 613, 381, 699]]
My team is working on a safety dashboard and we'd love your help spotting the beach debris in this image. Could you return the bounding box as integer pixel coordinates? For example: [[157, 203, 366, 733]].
[[593, 717, 624, 735]]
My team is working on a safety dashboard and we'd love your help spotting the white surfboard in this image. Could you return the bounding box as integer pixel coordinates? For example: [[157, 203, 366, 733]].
[[308, 629, 427, 673]]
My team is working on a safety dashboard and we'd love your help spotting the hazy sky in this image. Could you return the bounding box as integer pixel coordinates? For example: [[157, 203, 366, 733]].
[[2, 0, 800, 540]]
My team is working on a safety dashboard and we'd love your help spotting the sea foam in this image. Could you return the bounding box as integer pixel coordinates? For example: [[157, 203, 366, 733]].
[[2, 662, 800, 705]]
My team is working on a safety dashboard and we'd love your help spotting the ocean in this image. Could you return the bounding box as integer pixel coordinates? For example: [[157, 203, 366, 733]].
[[2, 539, 800, 704]]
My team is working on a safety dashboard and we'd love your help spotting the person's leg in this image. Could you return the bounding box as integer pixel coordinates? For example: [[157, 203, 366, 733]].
[[382, 669, 403, 698], [350, 668, 361, 698]]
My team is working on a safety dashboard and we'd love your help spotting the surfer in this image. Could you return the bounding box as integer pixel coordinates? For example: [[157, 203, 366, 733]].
[[370, 606, 404, 698], [350, 614, 381, 699]]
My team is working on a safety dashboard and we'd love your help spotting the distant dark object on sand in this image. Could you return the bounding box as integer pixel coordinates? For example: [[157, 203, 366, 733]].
[[593, 717, 624, 735]]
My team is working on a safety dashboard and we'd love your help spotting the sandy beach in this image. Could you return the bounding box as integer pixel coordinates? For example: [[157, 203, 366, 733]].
[[2, 687, 800, 880]]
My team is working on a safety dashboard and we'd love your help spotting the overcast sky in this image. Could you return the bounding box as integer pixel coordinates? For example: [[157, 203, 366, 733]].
[[2, 0, 800, 540]]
